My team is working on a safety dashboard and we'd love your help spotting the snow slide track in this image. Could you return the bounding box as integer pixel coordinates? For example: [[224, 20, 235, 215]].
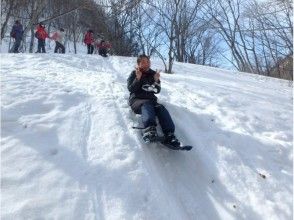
[[104, 74, 188, 219], [105, 59, 214, 219]]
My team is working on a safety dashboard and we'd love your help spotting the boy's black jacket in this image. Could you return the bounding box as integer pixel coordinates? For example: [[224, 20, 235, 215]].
[[127, 68, 161, 106]]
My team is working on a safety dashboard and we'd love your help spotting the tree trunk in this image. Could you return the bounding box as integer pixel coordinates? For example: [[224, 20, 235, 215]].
[[167, 40, 174, 73], [1, 0, 15, 40]]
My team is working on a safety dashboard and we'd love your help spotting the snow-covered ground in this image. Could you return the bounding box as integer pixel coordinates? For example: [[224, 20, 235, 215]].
[[1, 53, 293, 220]]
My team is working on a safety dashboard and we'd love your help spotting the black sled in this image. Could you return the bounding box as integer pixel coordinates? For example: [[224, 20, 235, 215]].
[[132, 126, 193, 151]]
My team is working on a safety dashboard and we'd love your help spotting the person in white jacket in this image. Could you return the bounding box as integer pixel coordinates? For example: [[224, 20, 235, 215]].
[[51, 28, 65, 53]]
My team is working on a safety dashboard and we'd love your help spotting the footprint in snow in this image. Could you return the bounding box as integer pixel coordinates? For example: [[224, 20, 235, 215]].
[[49, 148, 58, 156]]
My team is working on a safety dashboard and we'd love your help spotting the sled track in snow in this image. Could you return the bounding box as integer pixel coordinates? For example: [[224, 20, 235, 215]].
[[100, 62, 189, 219], [104, 58, 223, 219]]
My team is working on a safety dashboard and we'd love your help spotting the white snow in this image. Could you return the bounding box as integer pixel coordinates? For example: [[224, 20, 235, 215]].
[[1, 53, 293, 220]]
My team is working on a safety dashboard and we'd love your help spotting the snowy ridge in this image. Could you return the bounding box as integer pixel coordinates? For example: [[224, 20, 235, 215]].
[[1, 54, 292, 220]]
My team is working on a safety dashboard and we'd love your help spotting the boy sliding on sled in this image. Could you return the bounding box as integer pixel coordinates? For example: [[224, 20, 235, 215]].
[[127, 54, 180, 147]]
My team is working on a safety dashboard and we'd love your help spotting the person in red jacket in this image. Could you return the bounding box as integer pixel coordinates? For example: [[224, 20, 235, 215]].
[[83, 30, 94, 54], [98, 40, 112, 57], [35, 23, 48, 53]]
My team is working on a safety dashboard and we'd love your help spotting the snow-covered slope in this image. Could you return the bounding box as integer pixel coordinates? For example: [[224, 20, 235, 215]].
[[1, 54, 292, 220]]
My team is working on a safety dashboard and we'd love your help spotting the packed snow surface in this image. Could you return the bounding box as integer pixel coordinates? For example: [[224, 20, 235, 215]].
[[1, 54, 292, 220]]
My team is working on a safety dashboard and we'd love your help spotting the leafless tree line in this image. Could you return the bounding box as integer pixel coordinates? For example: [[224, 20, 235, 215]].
[[1, 0, 292, 79], [203, 0, 293, 79], [1, 0, 139, 54], [105, 0, 292, 79]]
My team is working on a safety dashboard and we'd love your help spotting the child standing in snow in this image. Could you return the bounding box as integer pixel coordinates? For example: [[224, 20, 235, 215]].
[[83, 30, 94, 54], [51, 28, 65, 53], [35, 23, 48, 53], [127, 54, 180, 146], [97, 40, 112, 57], [10, 20, 23, 53]]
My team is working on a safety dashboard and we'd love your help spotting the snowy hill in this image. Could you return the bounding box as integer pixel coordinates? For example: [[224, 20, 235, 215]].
[[1, 54, 292, 220]]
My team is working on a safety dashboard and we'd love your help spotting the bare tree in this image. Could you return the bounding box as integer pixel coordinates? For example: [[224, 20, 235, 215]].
[[1, 0, 17, 40], [142, 0, 183, 73], [173, 0, 202, 62], [105, 0, 140, 56], [241, 0, 293, 79], [123, 2, 163, 57], [203, 0, 292, 79], [204, 0, 252, 71], [141, 0, 220, 72]]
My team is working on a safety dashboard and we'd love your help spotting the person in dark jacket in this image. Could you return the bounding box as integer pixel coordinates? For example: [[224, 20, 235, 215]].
[[35, 23, 48, 53], [10, 20, 23, 53], [83, 30, 94, 54], [127, 54, 180, 146]]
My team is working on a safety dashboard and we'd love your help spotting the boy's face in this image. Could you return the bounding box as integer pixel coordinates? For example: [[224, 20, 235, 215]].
[[138, 58, 150, 72]]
